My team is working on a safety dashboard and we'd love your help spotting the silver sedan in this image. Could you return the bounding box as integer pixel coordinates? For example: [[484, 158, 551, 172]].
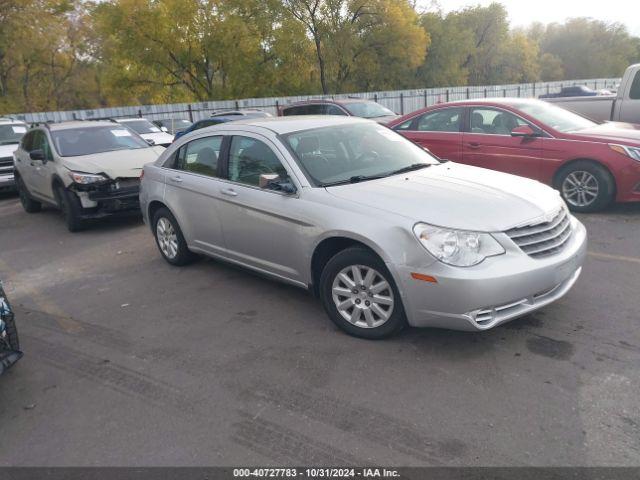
[[140, 116, 587, 339]]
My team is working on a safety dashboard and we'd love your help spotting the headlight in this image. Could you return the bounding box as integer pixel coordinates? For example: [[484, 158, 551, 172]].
[[68, 171, 110, 185], [413, 223, 505, 267], [609, 144, 640, 162]]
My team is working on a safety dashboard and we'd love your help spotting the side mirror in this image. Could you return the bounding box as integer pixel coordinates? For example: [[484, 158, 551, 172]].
[[30, 149, 45, 161], [160, 126, 169, 132], [146, 139, 156, 146], [511, 125, 538, 138], [259, 174, 297, 195]]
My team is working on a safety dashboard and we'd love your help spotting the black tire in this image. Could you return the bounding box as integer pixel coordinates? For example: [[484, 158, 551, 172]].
[[1, 286, 19, 351], [54, 184, 85, 232], [556, 161, 615, 213], [15, 175, 41, 213], [3, 315, 20, 352], [152, 207, 195, 266], [319, 247, 406, 339]]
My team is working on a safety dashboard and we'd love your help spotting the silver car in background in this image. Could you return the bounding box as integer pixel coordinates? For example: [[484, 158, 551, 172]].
[[140, 116, 586, 339]]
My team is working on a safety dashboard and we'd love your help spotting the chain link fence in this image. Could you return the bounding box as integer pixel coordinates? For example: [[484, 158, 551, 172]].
[[9, 78, 620, 124]]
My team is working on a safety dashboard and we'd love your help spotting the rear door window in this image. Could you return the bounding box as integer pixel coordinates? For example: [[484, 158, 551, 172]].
[[174, 136, 223, 177], [406, 108, 463, 132], [469, 108, 529, 135]]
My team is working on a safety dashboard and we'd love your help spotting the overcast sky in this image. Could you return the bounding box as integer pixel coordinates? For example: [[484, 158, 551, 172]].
[[417, 0, 640, 35]]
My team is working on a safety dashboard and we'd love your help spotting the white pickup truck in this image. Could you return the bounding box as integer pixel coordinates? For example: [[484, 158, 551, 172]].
[[544, 64, 640, 124]]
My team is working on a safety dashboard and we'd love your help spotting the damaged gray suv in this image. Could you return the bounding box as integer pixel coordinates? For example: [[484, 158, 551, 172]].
[[140, 116, 587, 339], [14, 121, 165, 231]]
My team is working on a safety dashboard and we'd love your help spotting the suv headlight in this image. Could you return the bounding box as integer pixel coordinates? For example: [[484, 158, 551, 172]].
[[68, 171, 110, 185], [609, 144, 640, 162], [413, 223, 505, 267]]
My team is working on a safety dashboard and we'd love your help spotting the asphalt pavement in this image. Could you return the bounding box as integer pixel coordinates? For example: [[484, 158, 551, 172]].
[[0, 191, 639, 466]]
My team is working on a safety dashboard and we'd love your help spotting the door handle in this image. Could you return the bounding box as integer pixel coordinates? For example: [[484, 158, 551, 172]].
[[221, 188, 238, 197], [169, 176, 183, 183], [467, 142, 481, 149]]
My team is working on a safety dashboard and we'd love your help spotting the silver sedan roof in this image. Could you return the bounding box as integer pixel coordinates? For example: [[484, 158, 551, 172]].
[[206, 115, 373, 135]]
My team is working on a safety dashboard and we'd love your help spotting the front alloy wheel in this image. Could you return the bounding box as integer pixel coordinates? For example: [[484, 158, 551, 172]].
[[561, 171, 599, 208], [320, 247, 406, 339], [331, 265, 394, 329], [557, 160, 615, 213]]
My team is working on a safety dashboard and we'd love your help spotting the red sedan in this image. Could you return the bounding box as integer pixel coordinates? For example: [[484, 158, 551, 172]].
[[388, 99, 640, 212]]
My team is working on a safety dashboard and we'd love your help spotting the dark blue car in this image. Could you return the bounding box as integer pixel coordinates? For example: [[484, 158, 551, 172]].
[[173, 110, 271, 142], [539, 85, 599, 99]]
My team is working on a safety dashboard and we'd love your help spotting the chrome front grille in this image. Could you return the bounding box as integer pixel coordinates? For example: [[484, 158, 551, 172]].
[[0, 156, 13, 175], [506, 208, 572, 258]]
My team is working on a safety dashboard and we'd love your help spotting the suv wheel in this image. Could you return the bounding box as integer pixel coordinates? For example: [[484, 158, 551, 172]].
[[557, 161, 615, 213], [16, 175, 41, 213], [54, 185, 85, 232], [152, 207, 195, 266], [319, 247, 406, 339]]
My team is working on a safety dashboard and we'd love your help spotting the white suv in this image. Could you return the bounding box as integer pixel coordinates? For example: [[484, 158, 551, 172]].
[[14, 120, 165, 231], [0, 117, 28, 190]]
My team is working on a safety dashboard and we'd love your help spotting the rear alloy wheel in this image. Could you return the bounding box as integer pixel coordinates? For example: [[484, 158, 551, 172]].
[[152, 207, 195, 266], [16, 176, 41, 213], [557, 161, 614, 213], [320, 247, 406, 339]]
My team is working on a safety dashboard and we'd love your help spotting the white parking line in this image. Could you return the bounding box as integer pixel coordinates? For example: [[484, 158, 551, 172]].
[[588, 251, 640, 265], [0, 199, 20, 213]]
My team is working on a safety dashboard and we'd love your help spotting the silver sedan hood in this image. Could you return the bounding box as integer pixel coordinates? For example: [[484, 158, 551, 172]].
[[62, 146, 165, 180], [326, 162, 564, 232]]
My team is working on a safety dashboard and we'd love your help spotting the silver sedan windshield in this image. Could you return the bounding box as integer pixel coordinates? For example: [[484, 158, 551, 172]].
[[283, 123, 440, 186]]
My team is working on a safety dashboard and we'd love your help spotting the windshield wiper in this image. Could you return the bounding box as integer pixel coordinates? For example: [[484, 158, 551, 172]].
[[320, 174, 387, 187], [320, 164, 431, 187], [385, 163, 432, 176]]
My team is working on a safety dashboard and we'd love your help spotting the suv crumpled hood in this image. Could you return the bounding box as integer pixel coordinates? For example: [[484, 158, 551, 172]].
[[63, 147, 164, 180], [326, 162, 563, 232]]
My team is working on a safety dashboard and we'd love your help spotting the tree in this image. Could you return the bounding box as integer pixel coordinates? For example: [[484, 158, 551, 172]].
[[0, 0, 95, 113], [498, 31, 540, 83], [283, 0, 428, 93], [457, 3, 511, 85], [537, 18, 639, 79], [416, 10, 474, 87], [92, 0, 316, 104]]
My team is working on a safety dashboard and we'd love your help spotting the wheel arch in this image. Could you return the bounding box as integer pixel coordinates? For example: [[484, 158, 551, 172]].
[[553, 157, 617, 192], [309, 235, 389, 297], [51, 173, 66, 190], [147, 200, 181, 233]]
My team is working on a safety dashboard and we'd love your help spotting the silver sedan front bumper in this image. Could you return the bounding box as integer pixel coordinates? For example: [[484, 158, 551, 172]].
[[391, 217, 587, 331]]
